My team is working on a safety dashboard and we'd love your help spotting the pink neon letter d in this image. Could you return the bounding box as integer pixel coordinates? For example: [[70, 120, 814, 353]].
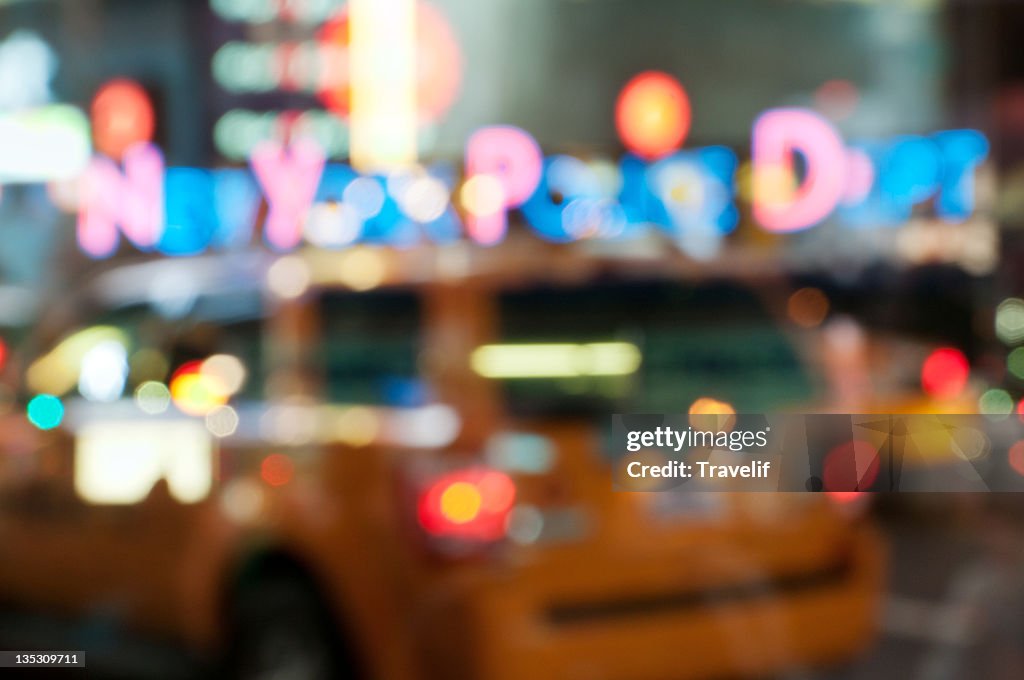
[[752, 108, 846, 233]]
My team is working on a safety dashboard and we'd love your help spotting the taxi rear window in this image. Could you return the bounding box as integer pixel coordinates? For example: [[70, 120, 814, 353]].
[[496, 280, 814, 416]]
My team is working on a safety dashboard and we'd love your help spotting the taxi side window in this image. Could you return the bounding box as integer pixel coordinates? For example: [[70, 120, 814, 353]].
[[166, 317, 264, 399], [317, 290, 423, 405], [96, 297, 265, 400], [93, 304, 160, 392]]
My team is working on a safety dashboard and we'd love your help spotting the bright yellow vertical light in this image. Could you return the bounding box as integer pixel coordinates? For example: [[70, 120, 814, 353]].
[[349, 0, 417, 173]]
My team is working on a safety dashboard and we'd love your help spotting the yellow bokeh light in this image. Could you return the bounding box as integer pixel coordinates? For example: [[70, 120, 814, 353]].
[[336, 247, 386, 291], [688, 397, 737, 432], [170, 373, 229, 416], [689, 397, 735, 415], [460, 174, 505, 216], [439, 481, 482, 524], [334, 406, 379, 447], [753, 163, 799, 210]]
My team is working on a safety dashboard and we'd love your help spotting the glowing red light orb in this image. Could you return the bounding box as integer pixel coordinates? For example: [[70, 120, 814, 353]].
[[261, 454, 294, 487], [1009, 441, 1024, 476], [317, 1, 462, 124], [921, 348, 969, 399], [827, 491, 864, 504], [615, 71, 691, 160], [170, 360, 202, 382], [417, 468, 516, 542], [0, 338, 7, 371], [91, 79, 155, 160], [169, 360, 229, 416]]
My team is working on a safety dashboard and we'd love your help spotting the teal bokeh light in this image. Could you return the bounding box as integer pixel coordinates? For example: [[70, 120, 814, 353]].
[[27, 394, 64, 430]]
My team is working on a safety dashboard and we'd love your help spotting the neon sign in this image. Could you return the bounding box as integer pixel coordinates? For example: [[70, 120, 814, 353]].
[[65, 67, 990, 259], [751, 109, 989, 232], [71, 113, 989, 260]]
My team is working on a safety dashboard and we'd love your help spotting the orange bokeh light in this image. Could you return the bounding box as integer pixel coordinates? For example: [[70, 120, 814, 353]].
[[615, 71, 691, 159], [688, 396, 736, 431], [787, 287, 830, 328], [261, 453, 295, 487], [91, 79, 155, 160], [169, 361, 229, 416]]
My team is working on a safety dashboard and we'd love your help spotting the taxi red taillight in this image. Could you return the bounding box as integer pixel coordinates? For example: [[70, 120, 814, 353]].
[[416, 467, 516, 543], [827, 490, 871, 518]]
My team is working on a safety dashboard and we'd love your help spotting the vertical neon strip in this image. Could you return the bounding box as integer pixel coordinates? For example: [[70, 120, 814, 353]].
[[349, 0, 417, 173]]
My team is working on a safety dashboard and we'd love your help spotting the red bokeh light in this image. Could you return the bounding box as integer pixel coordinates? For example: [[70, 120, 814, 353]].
[[0, 338, 7, 371], [170, 360, 202, 381], [91, 79, 155, 160], [1009, 441, 1024, 476], [615, 71, 691, 159], [826, 491, 864, 503], [261, 454, 295, 487], [417, 468, 516, 542], [823, 440, 880, 492], [921, 347, 970, 399]]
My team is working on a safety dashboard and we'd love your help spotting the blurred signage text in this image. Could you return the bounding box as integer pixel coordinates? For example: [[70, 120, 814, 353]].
[[73, 112, 989, 260]]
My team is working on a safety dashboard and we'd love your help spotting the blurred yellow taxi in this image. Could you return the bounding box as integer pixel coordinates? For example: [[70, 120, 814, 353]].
[[0, 243, 884, 679]]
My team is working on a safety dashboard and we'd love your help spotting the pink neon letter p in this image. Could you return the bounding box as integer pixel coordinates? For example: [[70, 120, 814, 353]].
[[463, 126, 543, 245]]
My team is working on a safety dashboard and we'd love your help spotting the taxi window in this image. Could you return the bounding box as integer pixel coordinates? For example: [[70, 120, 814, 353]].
[[496, 280, 813, 416], [317, 290, 423, 405], [94, 300, 265, 400], [167, 318, 264, 399]]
